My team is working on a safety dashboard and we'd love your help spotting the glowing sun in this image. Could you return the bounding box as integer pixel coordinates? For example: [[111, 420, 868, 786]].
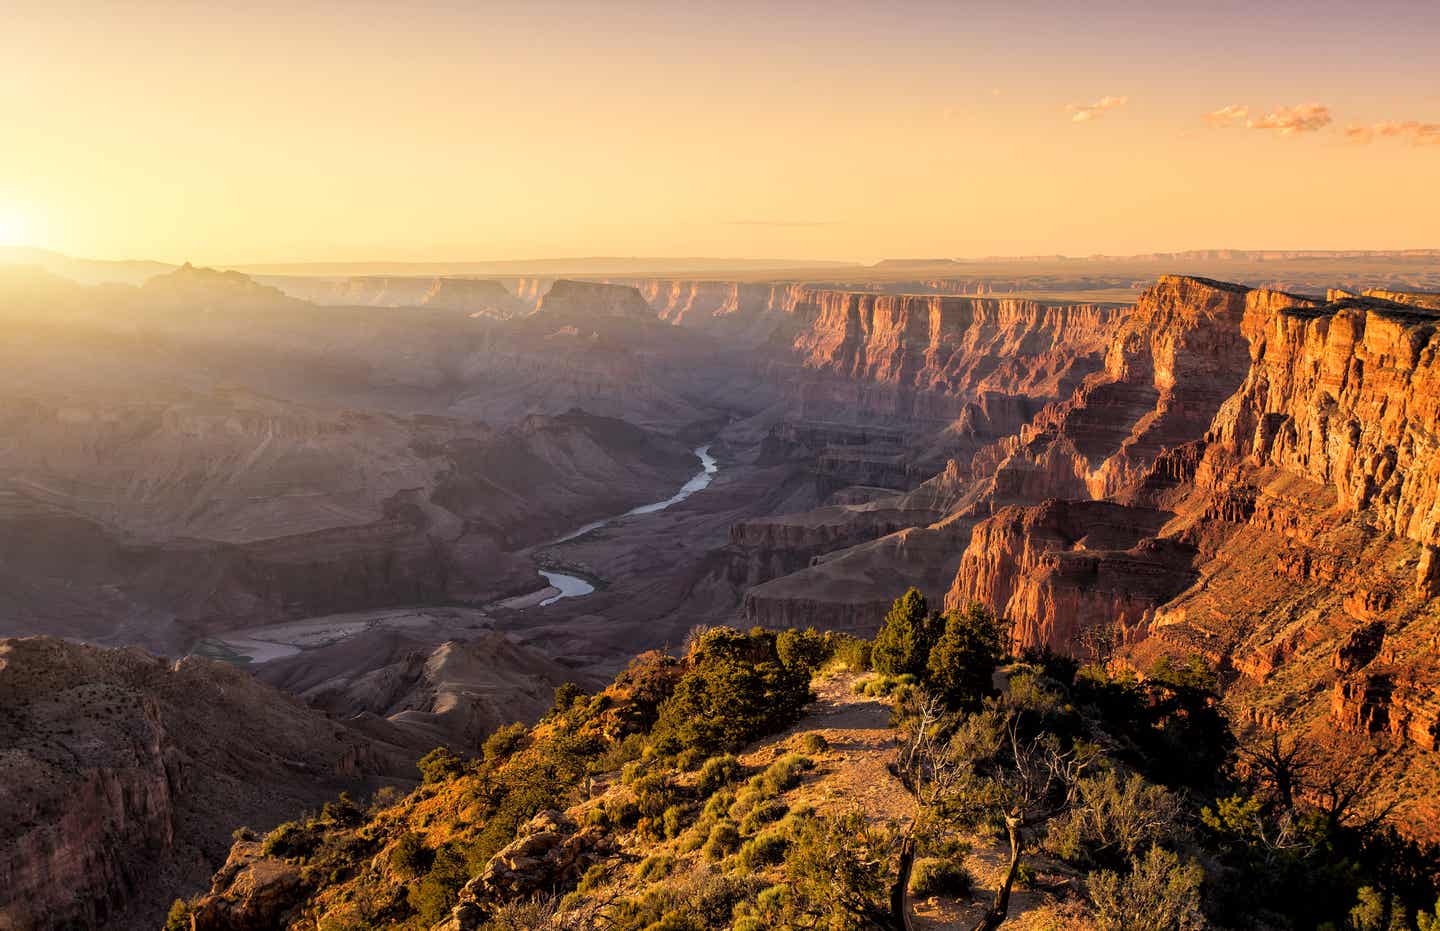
[[0, 208, 33, 247]]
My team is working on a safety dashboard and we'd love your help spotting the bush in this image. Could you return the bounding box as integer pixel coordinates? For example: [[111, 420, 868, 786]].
[[231, 826, 256, 842], [261, 820, 317, 859], [675, 747, 706, 771], [797, 732, 829, 754], [482, 722, 529, 763], [662, 804, 688, 838], [696, 754, 742, 795], [776, 627, 830, 673], [909, 857, 972, 897], [1087, 846, 1205, 931], [417, 746, 465, 784], [389, 832, 431, 878], [702, 788, 737, 820], [164, 899, 190, 931], [651, 627, 812, 755], [739, 799, 789, 835], [830, 634, 872, 672], [637, 853, 676, 881], [736, 828, 789, 871], [703, 821, 740, 860]]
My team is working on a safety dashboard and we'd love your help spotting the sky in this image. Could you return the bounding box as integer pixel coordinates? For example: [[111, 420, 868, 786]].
[[1, 0, 1437, 265]]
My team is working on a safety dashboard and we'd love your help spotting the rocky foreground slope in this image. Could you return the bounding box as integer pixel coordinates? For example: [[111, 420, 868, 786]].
[[0, 637, 423, 931]]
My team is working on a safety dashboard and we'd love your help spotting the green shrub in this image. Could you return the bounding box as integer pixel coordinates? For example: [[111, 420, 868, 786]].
[[417, 746, 465, 784], [702, 821, 740, 861], [776, 627, 830, 673], [736, 828, 789, 870], [696, 754, 742, 795], [482, 722, 529, 763], [1087, 846, 1205, 931], [662, 804, 688, 838], [637, 853, 677, 882], [702, 787, 736, 820], [926, 602, 1007, 709], [261, 820, 317, 859], [583, 806, 609, 827], [830, 634, 871, 672], [676, 747, 706, 771], [797, 732, 829, 754], [164, 899, 190, 931], [651, 627, 811, 755], [389, 832, 431, 878], [576, 863, 608, 892], [739, 799, 789, 835], [909, 857, 972, 897], [231, 826, 256, 842]]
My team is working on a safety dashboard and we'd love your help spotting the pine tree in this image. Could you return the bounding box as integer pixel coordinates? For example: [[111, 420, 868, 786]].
[[872, 588, 934, 676], [926, 601, 1006, 707]]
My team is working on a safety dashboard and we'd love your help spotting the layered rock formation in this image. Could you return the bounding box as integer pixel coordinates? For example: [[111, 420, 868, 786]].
[[0, 637, 420, 931]]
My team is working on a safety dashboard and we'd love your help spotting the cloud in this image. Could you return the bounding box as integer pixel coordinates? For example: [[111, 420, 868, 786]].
[[1345, 120, 1440, 146], [1204, 104, 1250, 128], [1202, 102, 1333, 136], [1066, 95, 1128, 123]]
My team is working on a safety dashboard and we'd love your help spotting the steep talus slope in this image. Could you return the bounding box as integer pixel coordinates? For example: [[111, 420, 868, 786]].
[[0, 637, 420, 931]]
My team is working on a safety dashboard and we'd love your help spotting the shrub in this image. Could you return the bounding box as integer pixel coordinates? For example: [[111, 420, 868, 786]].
[[651, 627, 811, 755], [417, 746, 465, 784], [637, 853, 677, 882], [583, 806, 609, 827], [829, 633, 872, 672], [663, 804, 688, 838], [797, 732, 829, 754], [231, 826, 256, 842], [1046, 770, 1180, 868], [703, 821, 740, 860], [776, 627, 830, 673], [703, 787, 737, 820], [736, 828, 789, 871], [739, 799, 789, 835], [262, 820, 317, 859], [696, 754, 742, 795], [676, 747, 706, 772], [552, 681, 586, 713], [482, 722, 529, 763], [576, 863, 608, 892], [389, 832, 431, 878], [1087, 846, 1205, 931], [909, 857, 972, 897], [164, 899, 190, 931]]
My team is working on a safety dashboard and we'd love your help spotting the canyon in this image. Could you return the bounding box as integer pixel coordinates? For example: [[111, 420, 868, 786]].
[[0, 253, 1438, 928]]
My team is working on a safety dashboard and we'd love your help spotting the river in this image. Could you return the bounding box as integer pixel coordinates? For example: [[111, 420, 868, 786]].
[[537, 443, 718, 606]]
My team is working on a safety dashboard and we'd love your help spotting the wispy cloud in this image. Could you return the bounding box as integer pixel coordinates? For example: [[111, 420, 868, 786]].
[[1345, 120, 1440, 146], [1203, 104, 1250, 128], [1206, 102, 1332, 135], [1066, 95, 1128, 123]]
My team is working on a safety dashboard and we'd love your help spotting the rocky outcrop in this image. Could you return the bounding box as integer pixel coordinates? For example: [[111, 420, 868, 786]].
[[945, 499, 1196, 653], [0, 637, 417, 931], [985, 277, 1317, 505]]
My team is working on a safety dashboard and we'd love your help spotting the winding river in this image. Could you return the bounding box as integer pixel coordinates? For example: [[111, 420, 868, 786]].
[[537, 444, 718, 606]]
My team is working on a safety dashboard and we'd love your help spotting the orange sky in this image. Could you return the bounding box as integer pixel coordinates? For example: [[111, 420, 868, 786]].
[[2, 1, 1438, 264]]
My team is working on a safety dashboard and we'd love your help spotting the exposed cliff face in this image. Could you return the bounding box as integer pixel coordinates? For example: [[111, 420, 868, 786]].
[[785, 290, 1121, 425], [264, 275, 527, 317], [945, 499, 1196, 653], [0, 637, 419, 931], [925, 283, 1440, 830], [985, 277, 1317, 505]]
